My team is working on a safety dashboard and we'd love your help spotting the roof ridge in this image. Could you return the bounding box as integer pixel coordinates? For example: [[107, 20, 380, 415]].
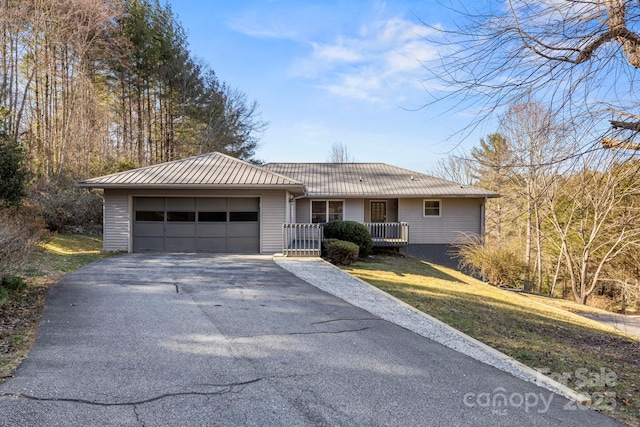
[[78, 152, 221, 183], [265, 162, 389, 165], [80, 152, 304, 186], [243, 159, 306, 185], [264, 162, 459, 183]]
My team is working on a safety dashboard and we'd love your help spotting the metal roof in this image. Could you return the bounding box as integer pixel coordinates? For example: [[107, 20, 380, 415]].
[[78, 152, 305, 191], [262, 163, 499, 198], [78, 152, 498, 198]]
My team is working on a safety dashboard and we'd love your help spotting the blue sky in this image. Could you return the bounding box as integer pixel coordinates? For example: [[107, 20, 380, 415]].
[[169, 1, 490, 172]]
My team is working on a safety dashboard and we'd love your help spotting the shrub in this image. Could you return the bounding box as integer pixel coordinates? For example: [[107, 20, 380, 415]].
[[0, 208, 42, 278], [0, 285, 6, 303], [29, 174, 103, 233], [1, 275, 27, 292], [456, 236, 528, 288], [322, 221, 373, 258], [323, 238, 359, 265]]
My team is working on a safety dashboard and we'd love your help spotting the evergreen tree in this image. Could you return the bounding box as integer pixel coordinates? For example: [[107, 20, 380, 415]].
[[0, 114, 27, 207]]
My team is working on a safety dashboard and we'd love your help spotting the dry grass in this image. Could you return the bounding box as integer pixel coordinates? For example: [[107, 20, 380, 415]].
[[344, 256, 640, 427], [0, 234, 114, 383]]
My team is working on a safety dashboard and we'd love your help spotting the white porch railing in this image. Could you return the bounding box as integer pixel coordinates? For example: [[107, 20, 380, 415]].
[[282, 222, 409, 256], [363, 222, 409, 247], [282, 223, 323, 256]]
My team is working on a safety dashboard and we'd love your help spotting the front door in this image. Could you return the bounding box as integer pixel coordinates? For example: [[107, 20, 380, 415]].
[[370, 201, 387, 239], [371, 201, 387, 223]]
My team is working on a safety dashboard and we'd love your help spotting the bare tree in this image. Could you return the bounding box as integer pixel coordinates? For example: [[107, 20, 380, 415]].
[[499, 101, 574, 292], [429, 154, 476, 186], [427, 0, 640, 154], [545, 153, 640, 305], [327, 142, 354, 163]]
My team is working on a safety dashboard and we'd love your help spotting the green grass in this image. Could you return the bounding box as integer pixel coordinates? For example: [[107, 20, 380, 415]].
[[344, 256, 640, 427], [35, 234, 107, 273], [0, 234, 116, 383]]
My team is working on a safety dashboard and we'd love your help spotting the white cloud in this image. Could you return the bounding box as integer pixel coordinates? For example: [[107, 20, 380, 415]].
[[290, 15, 440, 105], [313, 41, 363, 63], [227, 3, 442, 106], [229, 24, 299, 40], [325, 70, 384, 103]]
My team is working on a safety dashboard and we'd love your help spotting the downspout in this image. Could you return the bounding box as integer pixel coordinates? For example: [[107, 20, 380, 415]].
[[288, 187, 308, 223], [480, 197, 487, 243], [283, 188, 309, 256], [480, 196, 487, 282]]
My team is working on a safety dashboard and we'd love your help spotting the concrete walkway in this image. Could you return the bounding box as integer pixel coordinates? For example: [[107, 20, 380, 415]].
[[579, 312, 640, 339], [274, 257, 586, 402]]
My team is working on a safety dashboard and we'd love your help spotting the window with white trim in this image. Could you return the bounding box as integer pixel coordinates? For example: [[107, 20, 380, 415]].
[[311, 200, 344, 223], [423, 199, 441, 217]]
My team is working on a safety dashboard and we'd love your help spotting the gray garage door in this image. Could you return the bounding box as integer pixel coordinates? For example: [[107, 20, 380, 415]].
[[133, 197, 260, 253]]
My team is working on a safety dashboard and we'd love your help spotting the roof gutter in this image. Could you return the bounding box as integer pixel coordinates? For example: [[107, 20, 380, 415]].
[[304, 193, 500, 199], [77, 183, 306, 193]]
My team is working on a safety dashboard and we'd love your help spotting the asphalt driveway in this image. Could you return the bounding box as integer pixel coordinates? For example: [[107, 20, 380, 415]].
[[0, 254, 623, 426]]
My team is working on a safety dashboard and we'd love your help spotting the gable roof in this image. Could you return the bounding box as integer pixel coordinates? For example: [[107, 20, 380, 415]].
[[78, 152, 305, 192], [262, 162, 499, 198]]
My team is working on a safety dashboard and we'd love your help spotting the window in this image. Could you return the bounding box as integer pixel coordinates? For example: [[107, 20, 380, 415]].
[[167, 212, 196, 222], [229, 211, 259, 222], [311, 200, 344, 223], [136, 211, 164, 221], [328, 201, 343, 222], [198, 212, 227, 222], [423, 200, 441, 217]]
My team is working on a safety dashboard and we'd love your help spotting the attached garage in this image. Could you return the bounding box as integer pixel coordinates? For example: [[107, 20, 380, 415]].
[[78, 152, 306, 254], [133, 197, 260, 253]]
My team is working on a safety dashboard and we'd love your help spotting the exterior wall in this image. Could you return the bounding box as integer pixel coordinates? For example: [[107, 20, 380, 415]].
[[285, 192, 296, 225], [260, 190, 288, 254], [405, 244, 460, 270], [103, 189, 131, 252], [398, 198, 484, 244], [296, 199, 310, 223], [344, 199, 364, 222], [102, 188, 287, 254]]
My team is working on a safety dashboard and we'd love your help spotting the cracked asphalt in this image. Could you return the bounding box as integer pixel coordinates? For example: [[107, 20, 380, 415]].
[[0, 254, 623, 426]]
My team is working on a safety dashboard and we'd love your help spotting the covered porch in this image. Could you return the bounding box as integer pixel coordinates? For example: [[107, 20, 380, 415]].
[[282, 222, 409, 257]]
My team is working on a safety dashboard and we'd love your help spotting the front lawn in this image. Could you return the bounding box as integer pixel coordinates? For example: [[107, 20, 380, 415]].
[[344, 256, 640, 427]]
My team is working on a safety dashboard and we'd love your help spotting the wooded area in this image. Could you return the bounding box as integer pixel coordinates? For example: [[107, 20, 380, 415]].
[[0, 0, 265, 180], [425, 0, 640, 310], [0, 0, 267, 280], [434, 100, 640, 310]]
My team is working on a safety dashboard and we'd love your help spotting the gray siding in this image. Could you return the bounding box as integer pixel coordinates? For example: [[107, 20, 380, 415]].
[[344, 199, 364, 222], [103, 189, 130, 252], [103, 188, 287, 254], [295, 199, 311, 223], [285, 192, 295, 224], [260, 191, 287, 254], [398, 198, 483, 244]]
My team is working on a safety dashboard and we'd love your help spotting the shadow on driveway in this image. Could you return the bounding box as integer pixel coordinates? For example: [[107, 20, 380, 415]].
[[0, 254, 624, 426]]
